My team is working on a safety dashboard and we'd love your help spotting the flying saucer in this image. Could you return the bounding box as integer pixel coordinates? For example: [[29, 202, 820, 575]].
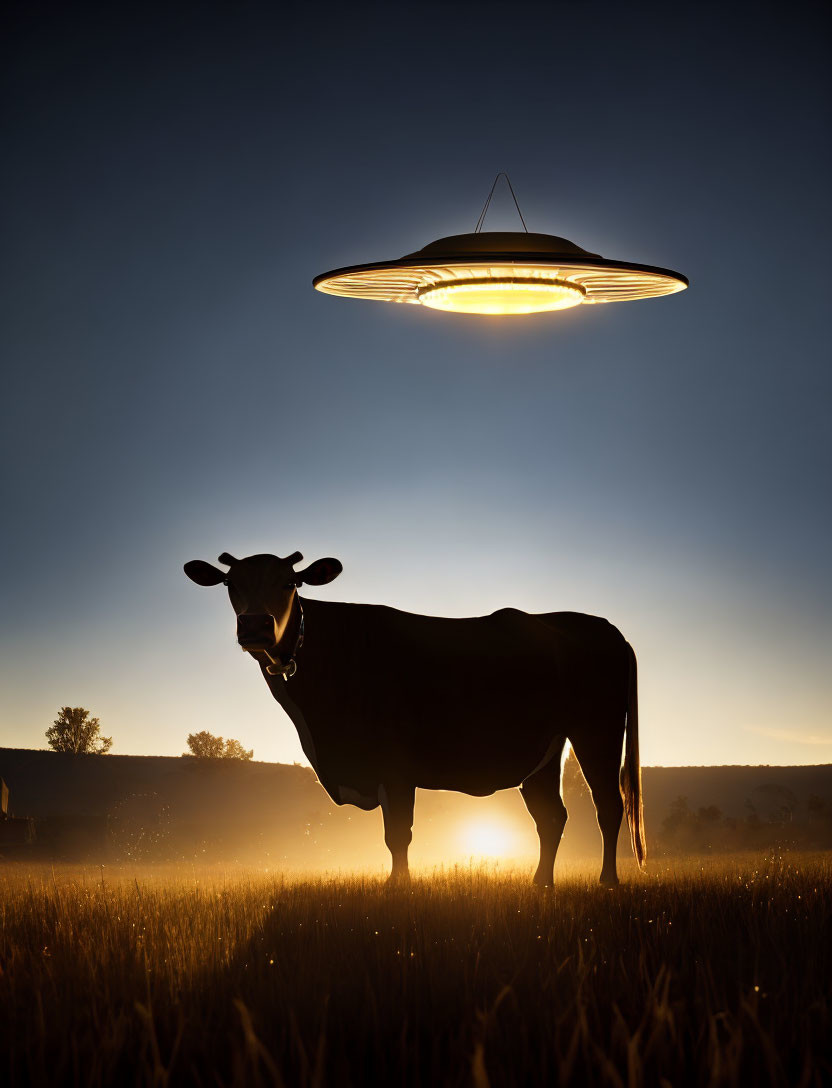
[[313, 230, 688, 316]]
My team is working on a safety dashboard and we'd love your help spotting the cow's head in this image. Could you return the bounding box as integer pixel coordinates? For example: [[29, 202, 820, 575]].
[[184, 551, 342, 654]]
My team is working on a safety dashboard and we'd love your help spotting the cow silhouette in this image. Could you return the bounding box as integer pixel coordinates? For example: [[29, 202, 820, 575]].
[[185, 551, 645, 884]]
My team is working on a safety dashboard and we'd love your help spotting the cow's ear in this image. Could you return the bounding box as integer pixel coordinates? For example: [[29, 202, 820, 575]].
[[297, 557, 342, 586], [184, 560, 227, 587]]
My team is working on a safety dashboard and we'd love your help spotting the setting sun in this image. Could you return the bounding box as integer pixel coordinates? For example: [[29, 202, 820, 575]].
[[460, 819, 517, 858]]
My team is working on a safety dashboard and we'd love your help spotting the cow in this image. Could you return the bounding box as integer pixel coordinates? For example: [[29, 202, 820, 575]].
[[184, 550, 645, 885]]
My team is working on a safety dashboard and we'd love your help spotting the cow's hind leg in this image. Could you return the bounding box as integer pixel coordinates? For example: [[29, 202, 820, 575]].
[[570, 735, 624, 886], [520, 739, 568, 887], [379, 782, 415, 884]]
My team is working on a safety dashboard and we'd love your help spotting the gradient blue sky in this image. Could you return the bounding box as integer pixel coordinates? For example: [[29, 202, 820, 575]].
[[2, 2, 830, 766]]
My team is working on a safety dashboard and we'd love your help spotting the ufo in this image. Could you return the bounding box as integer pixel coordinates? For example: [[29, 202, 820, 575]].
[[313, 176, 688, 317]]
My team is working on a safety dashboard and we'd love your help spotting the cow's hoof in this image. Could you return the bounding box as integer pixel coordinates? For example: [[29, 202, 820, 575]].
[[599, 876, 620, 888], [532, 873, 554, 889]]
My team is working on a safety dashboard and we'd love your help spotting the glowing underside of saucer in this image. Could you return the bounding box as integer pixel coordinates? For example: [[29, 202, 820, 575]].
[[314, 260, 687, 311], [416, 277, 585, 315]]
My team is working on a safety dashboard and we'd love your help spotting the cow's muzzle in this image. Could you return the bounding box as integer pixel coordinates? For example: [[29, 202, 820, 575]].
[[236, 613, 278, 651]]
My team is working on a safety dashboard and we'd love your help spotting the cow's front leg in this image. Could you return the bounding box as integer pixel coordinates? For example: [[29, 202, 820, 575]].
[[379, 782, 415, 884]]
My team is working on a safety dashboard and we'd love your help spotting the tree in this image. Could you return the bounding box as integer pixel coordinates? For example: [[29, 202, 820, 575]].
[[185, 731, 253, 760], [185, 730, 225, 758], [751, 783, 798, 824], [222, 738, 254, 760], [46, 707, 112, 754]]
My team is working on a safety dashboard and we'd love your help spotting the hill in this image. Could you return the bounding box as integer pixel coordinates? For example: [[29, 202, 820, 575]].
[[2, 748, 831, 867]]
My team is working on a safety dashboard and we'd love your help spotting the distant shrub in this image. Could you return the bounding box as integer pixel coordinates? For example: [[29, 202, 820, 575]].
[[184, 731, 253, 760], [658, 790, 832, 853]]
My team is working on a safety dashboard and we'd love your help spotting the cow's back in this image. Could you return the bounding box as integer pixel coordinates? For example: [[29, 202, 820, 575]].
[[286, 601, 629, 797]]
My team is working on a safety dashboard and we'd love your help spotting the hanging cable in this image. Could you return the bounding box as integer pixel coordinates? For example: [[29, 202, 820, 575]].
[[474, 172, 529, 233]]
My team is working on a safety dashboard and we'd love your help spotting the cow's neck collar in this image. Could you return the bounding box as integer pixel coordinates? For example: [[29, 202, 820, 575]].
[[261, 595, 305, 680]]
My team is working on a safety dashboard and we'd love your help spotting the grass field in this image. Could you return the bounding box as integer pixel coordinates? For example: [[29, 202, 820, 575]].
[[1, 854, 829, 1087]]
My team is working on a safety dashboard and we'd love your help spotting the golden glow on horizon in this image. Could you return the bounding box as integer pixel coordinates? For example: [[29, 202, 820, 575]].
[[460, 819, 517, 858], [417, 277, 585, 315]]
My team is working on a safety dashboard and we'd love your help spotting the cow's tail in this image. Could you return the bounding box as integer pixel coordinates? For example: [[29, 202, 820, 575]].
[[621, 641, 646, 869]]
